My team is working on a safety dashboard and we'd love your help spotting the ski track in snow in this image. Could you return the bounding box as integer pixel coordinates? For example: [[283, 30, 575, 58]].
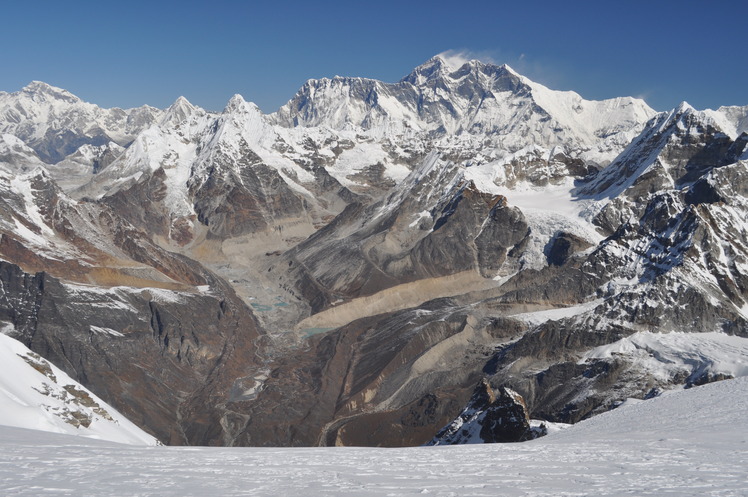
[[1, 377, 747, 496]]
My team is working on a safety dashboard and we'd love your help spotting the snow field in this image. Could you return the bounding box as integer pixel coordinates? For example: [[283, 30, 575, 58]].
[[1, 376, 747, 496]]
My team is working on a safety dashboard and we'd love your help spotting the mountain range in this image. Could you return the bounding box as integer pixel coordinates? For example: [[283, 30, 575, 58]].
[[0, 55, 747, 446]]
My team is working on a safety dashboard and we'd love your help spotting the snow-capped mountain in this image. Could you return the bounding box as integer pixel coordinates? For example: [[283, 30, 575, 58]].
[[225, 87, 748, 445], [270, 55, 655, 193], [0, 81, 161, 163], [273, 56, 654, 159], [0, 57, 747, 448]]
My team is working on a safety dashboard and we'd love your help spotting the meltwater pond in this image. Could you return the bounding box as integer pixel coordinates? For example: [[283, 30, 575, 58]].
[[300, 327, 335, 339], [250, 296, 291, 313]]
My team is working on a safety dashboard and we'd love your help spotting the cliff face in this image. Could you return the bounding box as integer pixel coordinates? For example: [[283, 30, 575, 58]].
[[0, 259, 262, 445]]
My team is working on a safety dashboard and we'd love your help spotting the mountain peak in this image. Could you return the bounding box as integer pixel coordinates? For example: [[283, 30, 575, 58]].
[[401, 55, 452, 84], [675, 101, 695, 114], [653, 101, 703, 133], [223, 94, 246, 113], [432, 53, 482, 72], [173, 95, 193, 107], [401, 55, 525, 89], [159, 96, 198, 126], [222, 94, 263, 117], [23, 80, 55, 92], [22, 81, 80, 103]]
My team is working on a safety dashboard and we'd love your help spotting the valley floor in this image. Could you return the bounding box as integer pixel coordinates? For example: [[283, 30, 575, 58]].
[[2, 377, 747, 496]]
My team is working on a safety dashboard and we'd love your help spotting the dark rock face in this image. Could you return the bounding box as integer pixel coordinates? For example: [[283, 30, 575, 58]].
[[0, 167, 266, 446], [189, 147, 307, 239], [427, 379, 534, 445], [479, 385, 533, 443], [102, 167, 172, 241], [217, 305, 527, 447], [0, 260, 261, 445], [546, 231, 593, 266]]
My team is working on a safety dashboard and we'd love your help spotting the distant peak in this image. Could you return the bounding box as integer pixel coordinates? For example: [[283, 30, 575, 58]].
[[675, 101, 695, 113], [428, 54, 451, 68], [22, 81, 80, 102], [166, 96, 196, 114], [224, 94, 247, 112], [24, 80, 53, 91], [663, 101, 697, 125], [402, 54, 526, 86], [173, 95, 193, 107], [160, 96, 198, 125], [223, 94, 261, 115], [652, 101, 711, 135], [434, 52, 476, 72], [400, 55, 460, 85]]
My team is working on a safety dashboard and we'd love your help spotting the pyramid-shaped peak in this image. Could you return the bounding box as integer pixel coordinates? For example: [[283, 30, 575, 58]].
[[172, 95, 193, 107], [675, 101, 695, 114], [401, 55, 452, 83], [656, 101, 703, 131], [223, 94, 262, 115], [160, 96, 199, 125], [166, 96, 197, 114], [224, 94, 247, 112]]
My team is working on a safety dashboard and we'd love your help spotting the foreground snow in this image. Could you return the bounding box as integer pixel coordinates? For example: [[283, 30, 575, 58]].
[[0, 332, 158, 446], [1, 377, 747, 496]]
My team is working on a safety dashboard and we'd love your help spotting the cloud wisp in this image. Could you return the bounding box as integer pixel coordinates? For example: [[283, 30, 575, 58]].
[[436, 49, 500, 70]]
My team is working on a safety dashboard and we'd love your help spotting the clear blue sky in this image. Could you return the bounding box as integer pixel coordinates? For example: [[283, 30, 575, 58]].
[[1, 1, 744, 113]]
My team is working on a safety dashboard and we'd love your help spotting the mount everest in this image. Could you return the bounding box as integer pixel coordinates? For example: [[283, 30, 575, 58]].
[[0, 55, 747, 447]]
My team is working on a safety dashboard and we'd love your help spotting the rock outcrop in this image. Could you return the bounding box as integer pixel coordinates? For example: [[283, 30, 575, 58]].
[[427, 379, 535, 445]]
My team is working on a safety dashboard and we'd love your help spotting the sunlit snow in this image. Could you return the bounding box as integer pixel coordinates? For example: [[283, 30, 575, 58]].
[[1, 377, 746, 496]]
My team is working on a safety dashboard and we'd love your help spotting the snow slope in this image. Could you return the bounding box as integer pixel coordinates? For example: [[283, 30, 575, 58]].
[[0, 330, 158, 446], [0, 376, 745, 496]]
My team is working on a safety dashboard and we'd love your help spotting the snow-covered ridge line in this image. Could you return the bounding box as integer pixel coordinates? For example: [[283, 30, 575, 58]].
[[270, 55, 657, 152]]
